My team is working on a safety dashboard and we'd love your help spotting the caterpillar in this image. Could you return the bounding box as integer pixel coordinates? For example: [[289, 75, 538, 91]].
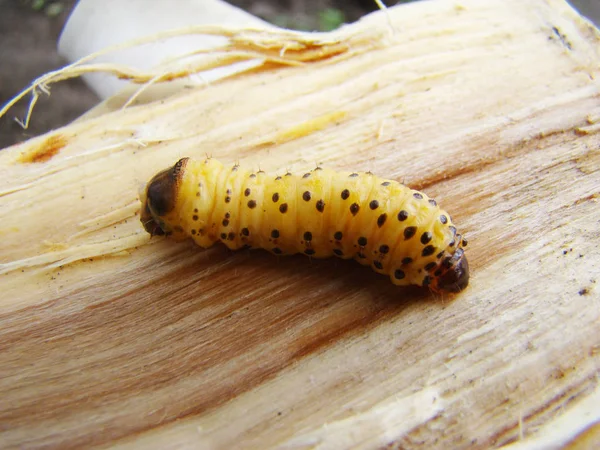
[[140, 158, 469, 293]]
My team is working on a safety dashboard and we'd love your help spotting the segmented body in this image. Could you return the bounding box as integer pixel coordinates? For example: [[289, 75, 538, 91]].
[[141, 158, 469, 292]]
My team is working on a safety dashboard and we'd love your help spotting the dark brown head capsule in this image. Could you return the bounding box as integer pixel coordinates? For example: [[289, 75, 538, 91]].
[[140, 157, 189, 236], [432, 248, 470, 293]]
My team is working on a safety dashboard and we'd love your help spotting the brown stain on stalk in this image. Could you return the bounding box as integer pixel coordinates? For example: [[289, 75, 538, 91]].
[[0, 246, 416, 449], [17, 133, 67, 164]]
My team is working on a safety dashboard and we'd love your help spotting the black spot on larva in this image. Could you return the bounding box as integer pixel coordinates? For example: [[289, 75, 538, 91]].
[[279, 203, 288, 213], [305, 249, 316, 255], [304, 231, 312, 241], [374, 261, 383, 270], [358, 236, 367, 246], [248, 200, 257, 209], [404, 226, 417, 240], [379, 245, 389, 254], [394, 269, 406, 280], [191, 229, 196, 235], [316, 200, 325, 212], [397, 210, 409, 221], [272, 247, 283, 254], [440, 215, 448, 224], [244, 188, 251, 197], [425, 262, 437, 271], [285, 172, 292, 177], [369, 200, 379, 210], [271, 229, 280, 239], [462, 238, 469, 247], [220, 233, 227, 240], [225, 196, 231, 203], [422, 276, 431, 287], [421, 232, 433, 245], [225, 212, 230, 219], [303, 173, 311, 179], [402, 257, 413, 265], [437, 251, 445, 259], [449, 240, 456, 247], [272, 193, 279, 203], [341, 189, 350, 200], [350, 203, 360, 215], [194, 208, 199, 212], [377, 213, 387, 227], [434, 269, 442, 276], [228, 232, 235, 240], [428, 199, 437, 206], [196, 192, 200, 197], [249, 174, 257, 179], [192, 215, 199, 221], [333, 249, 343, 256], [334, 231, 343, 240], [381, 181, 391, 186], [241, 227, 250, 236], [226, 189, 232, 195], [442, 256, 454, 268], [449, 225, 457, 236], [275, 176, 282, 181], [222, 219, 229, 227], [314, 167, 323, 171], [422, 245, 435, 257], [303, 191, 311, 201], [232, 165, 238, 172], [413, 192, 423, 200], [356, 252, 366, 259], [349, 173, 359, 178]]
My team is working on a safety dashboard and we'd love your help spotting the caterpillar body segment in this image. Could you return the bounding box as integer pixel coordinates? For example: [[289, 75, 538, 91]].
[[141, 158, 469, 293]]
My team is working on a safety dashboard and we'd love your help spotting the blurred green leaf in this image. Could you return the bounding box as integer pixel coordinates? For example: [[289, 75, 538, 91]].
[[45, 2, 64, 17], [31, 0, 46, 11], [318, 8, 345, 31]]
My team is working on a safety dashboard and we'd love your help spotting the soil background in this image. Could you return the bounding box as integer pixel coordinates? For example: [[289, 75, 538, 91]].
[[1, 0, 599, 149]]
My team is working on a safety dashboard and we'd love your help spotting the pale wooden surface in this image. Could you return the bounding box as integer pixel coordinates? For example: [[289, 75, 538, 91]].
[[1, 0, 599, 449]]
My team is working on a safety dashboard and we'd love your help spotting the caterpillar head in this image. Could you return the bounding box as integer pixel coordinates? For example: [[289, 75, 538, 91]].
[[140, 158, 189, 237], [431, 248, 470, 293]]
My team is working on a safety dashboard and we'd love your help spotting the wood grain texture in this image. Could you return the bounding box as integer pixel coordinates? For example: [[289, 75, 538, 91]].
[[0, 0, 599, 448]]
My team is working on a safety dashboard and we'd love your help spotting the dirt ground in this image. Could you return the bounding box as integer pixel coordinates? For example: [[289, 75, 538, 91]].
[[0, 0, 96, 149], [1, 0, 598, 149]]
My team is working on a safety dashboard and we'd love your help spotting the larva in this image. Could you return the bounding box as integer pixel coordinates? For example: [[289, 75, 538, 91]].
[[140, 158, 469, 293]]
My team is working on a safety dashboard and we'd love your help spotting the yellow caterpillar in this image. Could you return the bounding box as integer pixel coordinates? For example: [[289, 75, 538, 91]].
[[140, 158, 469, 293]]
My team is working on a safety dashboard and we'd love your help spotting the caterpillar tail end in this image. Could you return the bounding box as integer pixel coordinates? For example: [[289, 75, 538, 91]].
[[432, 248, 470, 293]]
